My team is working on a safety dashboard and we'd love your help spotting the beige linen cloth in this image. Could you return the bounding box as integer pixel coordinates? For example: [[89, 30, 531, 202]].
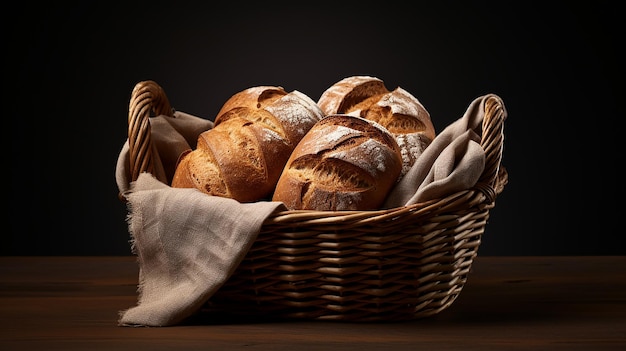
[[114, 93, 505, 327]]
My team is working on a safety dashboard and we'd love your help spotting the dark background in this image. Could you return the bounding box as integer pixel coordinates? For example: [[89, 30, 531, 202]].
[[7, 1, 622, 256]]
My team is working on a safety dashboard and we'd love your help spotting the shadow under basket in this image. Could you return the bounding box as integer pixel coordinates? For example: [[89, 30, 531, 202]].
[[124, 80, 509, 322]]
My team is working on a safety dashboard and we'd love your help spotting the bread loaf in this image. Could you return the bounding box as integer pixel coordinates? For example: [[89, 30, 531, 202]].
[[272, 114, 403, 211], [171, 86, 323, 202], [318, 76, 436, 177]]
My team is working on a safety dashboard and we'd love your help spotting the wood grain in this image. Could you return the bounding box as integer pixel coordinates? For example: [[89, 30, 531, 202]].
[[1, 256, 624, 350]]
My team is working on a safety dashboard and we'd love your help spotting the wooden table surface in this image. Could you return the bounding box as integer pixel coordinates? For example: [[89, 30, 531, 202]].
[[1, 255, 624, 350]]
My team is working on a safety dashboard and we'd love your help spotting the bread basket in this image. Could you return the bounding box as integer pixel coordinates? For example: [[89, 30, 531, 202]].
[[123, 80, 508, 322]]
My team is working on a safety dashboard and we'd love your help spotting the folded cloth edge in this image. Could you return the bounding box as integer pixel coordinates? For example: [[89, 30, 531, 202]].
[[118, 173, 285, 327], [383, 93, 497, 208]]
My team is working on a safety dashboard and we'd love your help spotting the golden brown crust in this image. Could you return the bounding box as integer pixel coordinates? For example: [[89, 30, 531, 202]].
[[317, 76, 388, 116], [272, 114, 403, 211], [317, 76, 436, 179], [171, 86, 323, 202]]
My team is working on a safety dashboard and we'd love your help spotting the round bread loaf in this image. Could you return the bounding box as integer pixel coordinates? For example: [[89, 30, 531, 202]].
[[318, 76, 436, 177], [272, 114, 403, 211], [171, 86, 323, 202]]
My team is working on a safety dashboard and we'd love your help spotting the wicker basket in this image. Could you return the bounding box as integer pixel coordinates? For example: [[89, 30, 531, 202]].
[[124, 80, 508, 322]]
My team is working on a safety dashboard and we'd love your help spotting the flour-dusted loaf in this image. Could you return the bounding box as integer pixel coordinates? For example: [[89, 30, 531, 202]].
[[318, 76, 436, 177], [171, 86, 323, 202], [272, 114, 403, 211]]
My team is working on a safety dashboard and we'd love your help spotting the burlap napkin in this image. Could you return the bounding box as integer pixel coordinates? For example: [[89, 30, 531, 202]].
[[383, 93, 502, 208], [115, 110, 284, 327], [119, 174, 284, 326], [114, 93, 503, 327]]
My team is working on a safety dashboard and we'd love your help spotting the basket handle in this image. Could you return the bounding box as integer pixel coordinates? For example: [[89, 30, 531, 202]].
[[127, 80, 174, 183], [478, 94, 508, 200]]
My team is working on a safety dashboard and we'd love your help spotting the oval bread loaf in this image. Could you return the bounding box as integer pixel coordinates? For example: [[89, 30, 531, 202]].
[[171, 86, 323, 202], [272, 114, 403, 211], [318, 76, 436, 177]]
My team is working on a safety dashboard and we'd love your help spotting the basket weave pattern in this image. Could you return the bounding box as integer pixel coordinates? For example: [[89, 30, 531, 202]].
[[125, 81, 508, 321]]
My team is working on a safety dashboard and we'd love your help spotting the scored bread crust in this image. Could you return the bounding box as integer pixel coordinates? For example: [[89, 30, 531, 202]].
[[171, 86, 323, 202], [317, 76, 436, 178], [272, 114, 403, 211], [317, 76, 388, 116]]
